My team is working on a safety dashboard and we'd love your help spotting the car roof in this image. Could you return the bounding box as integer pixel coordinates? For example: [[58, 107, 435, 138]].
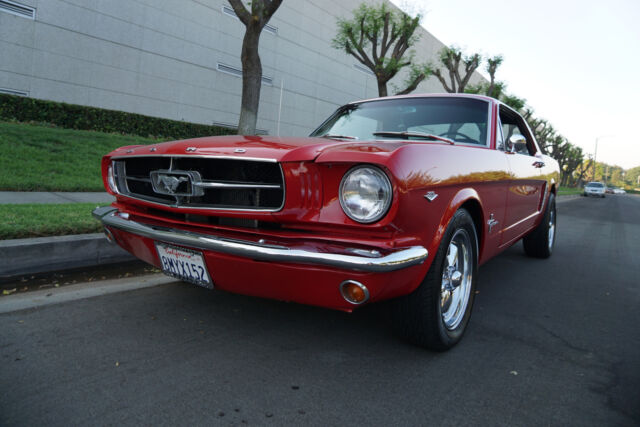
[[348, 92, 496, 105]]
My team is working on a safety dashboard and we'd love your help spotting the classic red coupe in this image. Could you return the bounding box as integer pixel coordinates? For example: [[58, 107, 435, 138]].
[[93, 94, 559, 350]]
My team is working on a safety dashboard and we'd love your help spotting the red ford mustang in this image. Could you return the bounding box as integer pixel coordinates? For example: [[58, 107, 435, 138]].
[[93, 94, 559, 351]]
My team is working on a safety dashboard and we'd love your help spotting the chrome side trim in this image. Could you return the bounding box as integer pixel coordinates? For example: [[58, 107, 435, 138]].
[[424, 191, 438, 202], [92, 207, 428, 273]]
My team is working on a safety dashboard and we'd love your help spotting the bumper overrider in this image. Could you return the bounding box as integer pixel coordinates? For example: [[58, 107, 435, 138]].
[[92, 206, 429, 308]]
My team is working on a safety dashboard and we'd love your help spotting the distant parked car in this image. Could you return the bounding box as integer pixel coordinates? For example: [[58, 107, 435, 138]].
[[583, 182, 606, 198], [93, 94, 560, 351], [613, 188, 626, 194], [605, 187, 614, 194]]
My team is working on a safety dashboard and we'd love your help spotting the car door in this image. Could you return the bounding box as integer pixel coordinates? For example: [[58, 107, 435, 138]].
[[498, 106, 546, 247]]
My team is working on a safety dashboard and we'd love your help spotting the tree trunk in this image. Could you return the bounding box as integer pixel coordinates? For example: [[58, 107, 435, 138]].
[[238, 26, 262, 135], [377, 79, 388, 97]]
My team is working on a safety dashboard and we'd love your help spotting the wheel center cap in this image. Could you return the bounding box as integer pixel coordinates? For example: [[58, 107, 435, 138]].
[[450, 271, 462, 288]]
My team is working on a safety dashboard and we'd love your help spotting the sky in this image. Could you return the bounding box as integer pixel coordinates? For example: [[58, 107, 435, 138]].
[[390, 0, 640, 170]]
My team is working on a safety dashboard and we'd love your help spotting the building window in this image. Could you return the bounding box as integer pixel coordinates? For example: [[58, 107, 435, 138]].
[[0, 0, 36, 19], [222, 5, 278, 35], [0, 87, 29, 96], [216, 63, 273, 85]]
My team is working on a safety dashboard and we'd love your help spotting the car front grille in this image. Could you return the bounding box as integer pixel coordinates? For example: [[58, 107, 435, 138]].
[[112, 156, 284, 211]]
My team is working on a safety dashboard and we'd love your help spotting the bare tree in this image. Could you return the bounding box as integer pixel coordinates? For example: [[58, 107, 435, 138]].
[[227, 0, 283, 135], [432, 46, 481, 93], [484, 55, 503, 97], [332, 2, 431, 97]]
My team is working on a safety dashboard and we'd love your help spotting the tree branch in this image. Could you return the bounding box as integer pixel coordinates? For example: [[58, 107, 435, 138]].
[[433, 69, 453, 93], [227, 0, 251, 26], [395, 72, 426, 95]]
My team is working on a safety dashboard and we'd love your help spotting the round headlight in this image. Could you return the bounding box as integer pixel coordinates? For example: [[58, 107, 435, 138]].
[[339, 165, 392, 223]]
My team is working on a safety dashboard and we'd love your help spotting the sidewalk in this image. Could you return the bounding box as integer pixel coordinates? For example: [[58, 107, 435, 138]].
[[0, 192, 115, 204]]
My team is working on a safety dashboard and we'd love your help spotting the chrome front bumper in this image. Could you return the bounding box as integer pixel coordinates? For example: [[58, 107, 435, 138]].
[[92, 207, 428, 273]]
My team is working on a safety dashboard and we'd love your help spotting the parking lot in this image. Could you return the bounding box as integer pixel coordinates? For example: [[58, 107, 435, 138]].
[[1, 194, 639, 426]]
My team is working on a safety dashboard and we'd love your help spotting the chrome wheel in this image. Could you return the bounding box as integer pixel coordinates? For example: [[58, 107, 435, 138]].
[[440, 229, 473, 330], [548, 206, 556, 250]]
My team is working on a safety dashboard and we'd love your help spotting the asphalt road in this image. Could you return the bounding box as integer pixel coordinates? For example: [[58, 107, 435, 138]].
[[1, 195, 639, 426]]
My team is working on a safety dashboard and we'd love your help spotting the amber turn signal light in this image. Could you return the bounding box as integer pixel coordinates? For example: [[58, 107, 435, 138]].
[[340, 280, 370, 305]]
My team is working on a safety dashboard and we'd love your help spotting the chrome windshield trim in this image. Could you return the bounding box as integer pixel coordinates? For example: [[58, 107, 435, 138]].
[[93, 207, 428, 273]]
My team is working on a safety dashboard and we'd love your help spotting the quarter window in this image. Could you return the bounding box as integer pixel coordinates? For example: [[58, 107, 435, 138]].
[[499, 107, 536, 156]]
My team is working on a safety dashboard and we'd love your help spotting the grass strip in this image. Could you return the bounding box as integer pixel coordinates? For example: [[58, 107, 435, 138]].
[[558, 186, 582, 196], [0, 121, 159, 191], [0, 203, 104, 240]]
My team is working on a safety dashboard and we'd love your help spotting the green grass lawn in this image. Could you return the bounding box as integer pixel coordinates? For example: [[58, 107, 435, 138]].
[[0, 121, 160, 191], [0, 203, 104, 239], [558, 186, 582, 196]]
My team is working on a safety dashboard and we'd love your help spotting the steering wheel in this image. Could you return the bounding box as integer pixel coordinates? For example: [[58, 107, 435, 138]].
[[439, 131, 477, 143]]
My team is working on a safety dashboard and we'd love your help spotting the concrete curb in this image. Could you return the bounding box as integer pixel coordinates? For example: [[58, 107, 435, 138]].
[[0, 274, 174, 314], [0, 233, 135, 280], [556, 195, 581, 203]]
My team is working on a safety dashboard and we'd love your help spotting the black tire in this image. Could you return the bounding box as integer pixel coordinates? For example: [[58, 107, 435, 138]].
[[391, 209, 478, 351], [523, 193, 556, 258]]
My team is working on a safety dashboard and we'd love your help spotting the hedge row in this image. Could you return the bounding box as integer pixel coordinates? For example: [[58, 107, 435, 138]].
[[0, 94, 236, 139]]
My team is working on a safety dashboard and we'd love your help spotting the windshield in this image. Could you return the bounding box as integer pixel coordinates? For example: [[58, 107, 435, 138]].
[[586, 182, 604, 188], [310, 97, 490, 145]]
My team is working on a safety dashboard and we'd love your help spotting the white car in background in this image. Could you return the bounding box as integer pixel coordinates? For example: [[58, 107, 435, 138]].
[[583, 182, 606, 198]]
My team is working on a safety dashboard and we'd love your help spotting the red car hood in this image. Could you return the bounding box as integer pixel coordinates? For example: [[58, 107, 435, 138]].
[[110, 135, 406, 163]]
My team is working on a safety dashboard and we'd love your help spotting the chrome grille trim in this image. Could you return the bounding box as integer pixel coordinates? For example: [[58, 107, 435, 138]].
[[194, 182, 282, 189], [112, 156, 285, 212]]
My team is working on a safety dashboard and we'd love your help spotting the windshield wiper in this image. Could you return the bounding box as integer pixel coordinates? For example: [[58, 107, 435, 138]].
[[373, 131, 455, 145], [320, 134, 358, 140]]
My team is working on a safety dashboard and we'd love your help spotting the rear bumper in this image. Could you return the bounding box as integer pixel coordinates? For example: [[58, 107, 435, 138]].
[[92, 207, 427, 273]]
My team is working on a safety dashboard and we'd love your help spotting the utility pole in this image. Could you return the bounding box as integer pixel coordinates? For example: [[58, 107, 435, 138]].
[[593, 137, 599, 181], [593, 135, 614, 181]]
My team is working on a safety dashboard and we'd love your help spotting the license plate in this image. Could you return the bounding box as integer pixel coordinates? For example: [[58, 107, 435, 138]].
[[155, 243, 213, 289]]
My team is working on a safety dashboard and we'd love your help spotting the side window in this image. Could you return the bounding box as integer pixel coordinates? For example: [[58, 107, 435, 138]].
[[496, 117, 505, 151], [499, 108, 536, 156]]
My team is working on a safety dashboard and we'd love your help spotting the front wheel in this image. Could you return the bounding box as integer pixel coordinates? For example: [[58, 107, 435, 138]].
[[523, 193, 556, 258], [391, 209, 478, 351]]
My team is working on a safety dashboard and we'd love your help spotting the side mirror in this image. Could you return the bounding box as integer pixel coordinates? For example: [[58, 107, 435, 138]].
[[508, 134, 527, 153]]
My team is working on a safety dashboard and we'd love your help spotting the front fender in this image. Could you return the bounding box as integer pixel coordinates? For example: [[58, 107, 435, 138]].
[[427, 188, 483, 262]]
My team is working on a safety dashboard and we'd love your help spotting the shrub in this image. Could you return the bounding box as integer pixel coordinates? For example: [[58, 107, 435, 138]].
[[0, 94, 236, 139]]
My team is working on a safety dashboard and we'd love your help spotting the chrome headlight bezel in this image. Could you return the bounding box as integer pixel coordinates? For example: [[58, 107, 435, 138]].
[[107, 162, 119, 194], [339, 165, 393, 224]]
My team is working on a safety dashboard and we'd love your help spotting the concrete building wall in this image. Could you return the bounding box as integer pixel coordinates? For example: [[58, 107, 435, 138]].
[[0, 0, 485, 136]]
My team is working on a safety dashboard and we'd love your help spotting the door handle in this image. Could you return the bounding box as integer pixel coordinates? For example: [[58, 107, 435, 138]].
[[532, 161, 545, 168]]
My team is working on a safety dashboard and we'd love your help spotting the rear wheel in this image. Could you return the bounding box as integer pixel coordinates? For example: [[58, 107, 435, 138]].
[[391, 209, 478, 351], [523, 193, 556, 258]]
